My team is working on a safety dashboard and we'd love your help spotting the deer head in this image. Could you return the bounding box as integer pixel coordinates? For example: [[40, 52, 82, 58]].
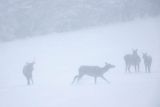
[[103, 62, 115, 71], [132, 49, 138, 55]]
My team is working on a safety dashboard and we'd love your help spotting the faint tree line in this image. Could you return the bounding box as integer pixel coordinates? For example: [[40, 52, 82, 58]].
[[0, 0, 160, 42]]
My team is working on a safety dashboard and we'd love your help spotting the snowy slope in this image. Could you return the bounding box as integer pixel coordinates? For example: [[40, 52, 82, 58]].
[[0, 17, 160, 107]]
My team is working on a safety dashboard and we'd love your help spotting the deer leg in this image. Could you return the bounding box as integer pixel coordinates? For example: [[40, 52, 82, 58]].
[[138, 64, 140, 72], [77, 75, 83, 83], [128, 65, 131, 73], [31, 77, 33, 85], [72, 75, 79, 84], [134, 65, 137, 72], [94, 77, 97, 84], [125, 64, 128, 72], [101, 76, 110, 84], [148, 65, 151, 73], [27, 78, 30, 85], [148, 66, 150, 73], [145, 65, 147, 73]]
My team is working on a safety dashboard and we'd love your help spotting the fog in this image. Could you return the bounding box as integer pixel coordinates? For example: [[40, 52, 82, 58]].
[[0, 0, 160, 107], [0, 0, 160, 41]]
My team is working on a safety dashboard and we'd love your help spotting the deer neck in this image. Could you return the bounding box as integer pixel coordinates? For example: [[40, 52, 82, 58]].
[[101, 67, 109, 74]]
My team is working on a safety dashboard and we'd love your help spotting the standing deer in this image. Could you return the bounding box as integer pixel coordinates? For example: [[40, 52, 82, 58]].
[[23, 61, 35, 85], [124, 49, 141, 72], [143, 53, 152, 73], [72, 62, 115, 84]]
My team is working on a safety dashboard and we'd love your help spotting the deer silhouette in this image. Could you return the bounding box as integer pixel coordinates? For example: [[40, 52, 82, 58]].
[[72, 62, 115, 84], [124, 49, 141, 72], [23, 61, 35, 85], [143, 53, 152, 73]]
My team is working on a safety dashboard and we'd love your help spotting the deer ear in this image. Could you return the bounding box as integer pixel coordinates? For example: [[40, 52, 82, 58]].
[[132, 49, 137, 52]]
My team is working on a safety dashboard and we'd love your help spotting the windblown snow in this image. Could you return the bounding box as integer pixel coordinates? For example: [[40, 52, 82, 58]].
[[0, 17, 160, 107]]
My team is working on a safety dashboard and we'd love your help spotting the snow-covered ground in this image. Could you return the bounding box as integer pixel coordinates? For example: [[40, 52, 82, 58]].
[[0, 17, 160, 107]]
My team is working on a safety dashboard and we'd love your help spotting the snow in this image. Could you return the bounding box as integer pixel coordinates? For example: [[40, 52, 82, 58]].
[[0, 16, 160, 107]]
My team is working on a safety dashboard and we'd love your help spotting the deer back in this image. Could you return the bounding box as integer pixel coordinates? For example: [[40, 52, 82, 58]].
[[79, 66, 104, 76]]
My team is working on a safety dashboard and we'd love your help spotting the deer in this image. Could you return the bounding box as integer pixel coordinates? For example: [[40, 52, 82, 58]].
[[72, 62, 115, 84], [124, 49, 141, 72], [23, 61, 35, 85], [143, 53, 152, 73]]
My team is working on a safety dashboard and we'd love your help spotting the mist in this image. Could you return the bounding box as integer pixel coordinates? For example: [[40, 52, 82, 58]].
[[0, 0, 160, 107], [0, 0, 160, 41]]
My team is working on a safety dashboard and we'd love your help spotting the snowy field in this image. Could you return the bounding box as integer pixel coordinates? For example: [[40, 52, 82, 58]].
[[0, 17, 160, 107]]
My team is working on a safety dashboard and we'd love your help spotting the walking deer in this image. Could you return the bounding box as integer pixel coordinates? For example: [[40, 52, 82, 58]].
[[72, 62, 115, 84], [23, 61, 35, 85], [143, 53, 152, 73], [124, 49, 141, 72]]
